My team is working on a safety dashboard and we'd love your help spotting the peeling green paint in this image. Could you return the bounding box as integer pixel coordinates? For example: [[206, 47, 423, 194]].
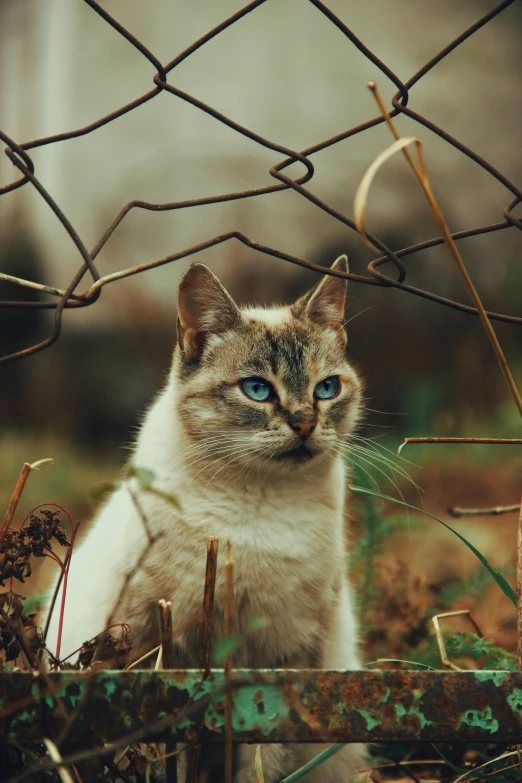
[[395, 703, 432, 730], [358, 710, 381, 731], [379, 687, 391, 704], [475, 671, 508, 687], [459, 706, 498, 734], [4, 669, 522, 746], [395, 691, 432, 730], [507, 687, 522, 717], [231, 683, 289, 732], [103, 677, 117, 698]]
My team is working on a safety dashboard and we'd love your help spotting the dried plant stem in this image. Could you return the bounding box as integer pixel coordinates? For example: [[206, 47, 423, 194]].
[[368, 80, 522, 419], [125, 644, 161, 671], [200, 536, 219, 669], [224, 540, 234, 783], [43, 521, 81, 644], [518, 499, 522, 671], [158, 599, 177, 783], [449, 503, 520, 518], [432, 610, 483, 671], [43, 739, 76, 783], [185, 536, 219, 783], [54, 523, 78, 663], [0, 463, 31, 547], [105, 533, 162, 629], [158, 599, 174, 668], [397, 437, 522, 459]]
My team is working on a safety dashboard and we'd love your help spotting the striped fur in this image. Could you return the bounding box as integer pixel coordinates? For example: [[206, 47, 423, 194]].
[[45, 256, 367, 782]]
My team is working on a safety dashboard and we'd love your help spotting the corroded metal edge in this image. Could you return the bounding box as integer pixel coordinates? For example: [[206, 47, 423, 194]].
[[1, 669, 522, 745]]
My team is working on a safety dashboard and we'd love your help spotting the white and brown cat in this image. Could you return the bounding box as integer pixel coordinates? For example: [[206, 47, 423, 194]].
[[46, 256, 367, 782]]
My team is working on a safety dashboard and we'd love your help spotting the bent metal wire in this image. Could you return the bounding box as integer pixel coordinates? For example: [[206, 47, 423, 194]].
[[0, 0, 521, 368]]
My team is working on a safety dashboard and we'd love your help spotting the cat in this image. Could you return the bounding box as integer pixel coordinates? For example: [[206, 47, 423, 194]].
[[45, 255, 367, 782]]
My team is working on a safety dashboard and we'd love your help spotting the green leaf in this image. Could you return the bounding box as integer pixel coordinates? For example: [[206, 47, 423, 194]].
[[249, 616, 269, 631], [24, 591, 48, 615], [214, 634, 240, 664], [255, 745, 265, 783], [146, 486, 181, 511], [127, 466, 181, 510], [130, 466, 156, 490], [349, 485, 516, 606], [430, 744, 512, 783], [280, 744, 345, 783], [445, 632, 517, 671]]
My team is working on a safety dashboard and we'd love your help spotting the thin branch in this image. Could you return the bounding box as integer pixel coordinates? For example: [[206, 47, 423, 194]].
[[158, 599, 177, 783], [158, 599, 175, 668], [448, 503, 520, 518], [127, 484, 155, 544], [43, 739, 76, 783], [185, 536, 219, 783], [517, 502, 522, 671], [125, 644, 161, 671], [105, 487, 163, 630], [224, 540, 234, 783], [0, 463, 31, 547], [432, 610, 484, 671], [368, 80, 522, 418], [397, 437, 522, 459], [54, 521, 78, 663], [200, 536, 219, 670], [43, 521, 81, 644], [0, 459, 55, 547]]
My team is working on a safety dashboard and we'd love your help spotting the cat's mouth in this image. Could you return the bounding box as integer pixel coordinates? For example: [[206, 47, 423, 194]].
[[274, 443, 314, 461]]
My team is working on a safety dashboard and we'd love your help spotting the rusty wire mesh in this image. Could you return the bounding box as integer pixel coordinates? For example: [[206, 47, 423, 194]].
[[1, 5, 522, 781], [1, 0, 521, 368]]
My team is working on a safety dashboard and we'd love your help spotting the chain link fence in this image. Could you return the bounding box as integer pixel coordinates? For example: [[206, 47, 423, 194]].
[[1, 0, 521, 367], [1, 2, 521, 781]]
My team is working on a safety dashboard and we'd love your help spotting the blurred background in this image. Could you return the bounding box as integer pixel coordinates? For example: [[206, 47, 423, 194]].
[[0, 0, 521, 664]]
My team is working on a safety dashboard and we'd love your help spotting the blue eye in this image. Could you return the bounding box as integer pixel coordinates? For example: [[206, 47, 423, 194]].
[[314, 376, 340, 400], [241, 377, 274, 402]]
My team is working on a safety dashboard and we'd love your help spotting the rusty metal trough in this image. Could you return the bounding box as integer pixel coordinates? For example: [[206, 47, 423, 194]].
[[2, 669, 521, 748]]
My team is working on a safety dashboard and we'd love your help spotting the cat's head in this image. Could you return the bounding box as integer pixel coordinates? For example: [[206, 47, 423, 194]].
[[173, 257, 363, 479]]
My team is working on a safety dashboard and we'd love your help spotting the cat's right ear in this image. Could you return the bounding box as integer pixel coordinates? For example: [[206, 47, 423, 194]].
[[177, 264, 241, 359]]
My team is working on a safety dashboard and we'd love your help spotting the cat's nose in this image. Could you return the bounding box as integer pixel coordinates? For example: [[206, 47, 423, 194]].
[[291, 420, 316, 438], [288, 411, 317, 438]]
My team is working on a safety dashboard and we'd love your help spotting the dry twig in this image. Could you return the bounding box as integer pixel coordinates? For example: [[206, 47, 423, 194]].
[[448, 503, 520, 518], [432, 610, 484, 671], [224, 540, 234, 783], [397, 437, 522, 459], [158, 599, 177, 783], [517, 501, 522, 671], [366, 81, 522, 418], [185, 535, 219, 783]]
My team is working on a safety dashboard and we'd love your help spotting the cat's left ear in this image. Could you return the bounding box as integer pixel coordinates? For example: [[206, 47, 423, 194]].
[[177, 264, 241, 359], [294, 255, 348, 346]]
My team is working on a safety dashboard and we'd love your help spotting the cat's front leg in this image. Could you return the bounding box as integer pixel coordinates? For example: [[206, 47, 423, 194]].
[[286, 576, 368, 782]]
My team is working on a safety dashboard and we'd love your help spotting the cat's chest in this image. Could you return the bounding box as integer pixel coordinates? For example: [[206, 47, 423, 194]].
[[147, 479, 345, 662], [163, 481, 344, 614], [179, 479, 340, 554]]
